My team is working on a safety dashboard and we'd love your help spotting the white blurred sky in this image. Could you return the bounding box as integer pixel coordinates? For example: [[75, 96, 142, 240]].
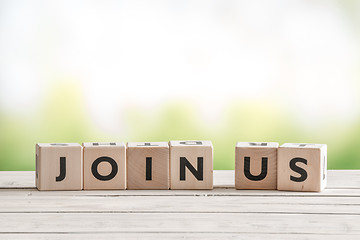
[[0, 0, 359, 132]]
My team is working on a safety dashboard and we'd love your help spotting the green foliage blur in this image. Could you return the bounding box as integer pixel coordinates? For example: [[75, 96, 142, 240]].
[[0, 81, 359, 171]]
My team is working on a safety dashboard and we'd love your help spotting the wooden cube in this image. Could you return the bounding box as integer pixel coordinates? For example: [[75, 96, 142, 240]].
[[36, 143, 83, 191], [127, 142, 169, 190], [83, 142, 126, 190], [277, 143, 327, 192], [169, 140, 213, 190], [235, 142, 278, 190]]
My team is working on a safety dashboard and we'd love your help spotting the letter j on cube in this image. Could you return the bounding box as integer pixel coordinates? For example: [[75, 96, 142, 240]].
[[36, 143, 83, 191]]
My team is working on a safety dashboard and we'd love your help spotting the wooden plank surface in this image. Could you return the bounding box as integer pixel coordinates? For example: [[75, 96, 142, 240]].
[[1, 170, 360, 189], [0, 170, 359, 239], [0, 212, 359, 233], [0, 195, 359, 214], [1, 233, 359, 240]]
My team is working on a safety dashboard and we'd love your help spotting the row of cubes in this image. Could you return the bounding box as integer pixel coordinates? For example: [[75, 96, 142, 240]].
[[35, 141, 327, 192]]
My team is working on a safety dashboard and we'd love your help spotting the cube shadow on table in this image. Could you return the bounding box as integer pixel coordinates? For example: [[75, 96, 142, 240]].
[[36, 143, 83, 191], [127, 142, 169, 190], [169, 140, 213, 190]]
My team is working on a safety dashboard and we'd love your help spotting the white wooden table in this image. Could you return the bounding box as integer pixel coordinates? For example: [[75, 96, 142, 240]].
[[0, 170, 359, 239]]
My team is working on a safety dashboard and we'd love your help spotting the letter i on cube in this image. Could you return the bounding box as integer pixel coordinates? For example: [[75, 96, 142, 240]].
[[127, 142, 170, 190]]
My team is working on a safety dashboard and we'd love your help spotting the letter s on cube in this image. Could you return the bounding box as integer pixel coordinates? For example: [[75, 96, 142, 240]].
[[277, 143, 327, 192]]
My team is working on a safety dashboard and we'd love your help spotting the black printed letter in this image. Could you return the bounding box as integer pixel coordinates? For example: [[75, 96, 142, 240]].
[[56, 157, 66, 182], [91, 156, 118, 181], [146, 157, 152, 180], [289, 157, 308, 182], [244, 157, 268, 181], [180, 157, 203, 181]]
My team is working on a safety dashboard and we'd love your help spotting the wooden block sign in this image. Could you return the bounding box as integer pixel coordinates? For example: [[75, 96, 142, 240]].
[[277, 143, 327, 192], [35, 141, 328, 192], [36, 143, 83, 191], [169, 140, 213, 190], [235, 142, 278, 190], [127, 142, 169, 190], [83, 142, 126, 190]]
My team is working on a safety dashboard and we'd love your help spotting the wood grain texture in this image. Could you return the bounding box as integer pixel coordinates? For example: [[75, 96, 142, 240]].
[[0, 232, 358, 240], [169, 141, 213, 190], [235, 142, 278, 190], [1, 194, 360, 214], [36, 143, 83, 191], [0, 170, 359, 239], [83, 142, 126, 190], [278, 143, 327, 192], [0, 233, 358, 240], [0, 213, 359, 234], [127, 142, 169, 190]]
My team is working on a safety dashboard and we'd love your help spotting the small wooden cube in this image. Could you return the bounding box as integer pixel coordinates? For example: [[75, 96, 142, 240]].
[[36, 143, 83, 191], [127, 142, 169, 190], [83, 142, 126, 190], [170, 140, 213, 190], [277, 143, 327, 192], [235, 142, 279, 190]]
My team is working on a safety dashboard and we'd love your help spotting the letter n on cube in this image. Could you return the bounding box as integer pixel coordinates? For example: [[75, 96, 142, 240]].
[[169, 140, 213, 190]]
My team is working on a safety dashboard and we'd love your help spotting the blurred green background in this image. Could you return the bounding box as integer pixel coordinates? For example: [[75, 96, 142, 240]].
[[1, 0, 360, 170]]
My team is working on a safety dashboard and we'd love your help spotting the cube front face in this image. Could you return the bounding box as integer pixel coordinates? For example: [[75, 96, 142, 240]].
[[170, 141, 213, 190], [127, 142, 169, 190], [235, 142, 278, 190], [36, 143, 83, 191], [277, 143, 327, 192], [83, 142, 126, 190]]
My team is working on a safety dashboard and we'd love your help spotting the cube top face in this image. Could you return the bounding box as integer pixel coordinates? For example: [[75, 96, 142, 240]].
[[235, 142, 278, 190], [83, 142, 125, 148], [236, 142, 279, 148], [36, 143, 83, 191], [169, 140, 212, 147], [83, 142, 126, 190], [37, 143, 81, 148], [277, 143, 327, 192], [281, 143, 327, 149], [127, 142, 169, 190], [170, 140, 213, 190], [127, 142, 169, 148]]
